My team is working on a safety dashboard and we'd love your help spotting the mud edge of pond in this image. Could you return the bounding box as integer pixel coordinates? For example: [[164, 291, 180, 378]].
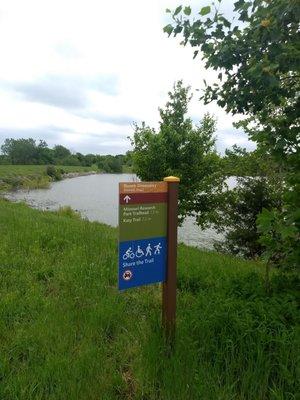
[[0, 170, 101, 194], [62, 171, 99, 179]]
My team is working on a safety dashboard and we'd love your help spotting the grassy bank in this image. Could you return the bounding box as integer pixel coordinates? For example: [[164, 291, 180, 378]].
[[0, 199, 298, 399], [0, 165, 98, 191]]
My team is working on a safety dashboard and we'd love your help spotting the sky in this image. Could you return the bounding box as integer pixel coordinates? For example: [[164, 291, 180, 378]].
[[0, 0, 256, 155]]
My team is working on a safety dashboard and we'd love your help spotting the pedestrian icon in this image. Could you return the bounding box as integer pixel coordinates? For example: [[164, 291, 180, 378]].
[[154, 243, 162, 255], [145, 243, 152, 257]]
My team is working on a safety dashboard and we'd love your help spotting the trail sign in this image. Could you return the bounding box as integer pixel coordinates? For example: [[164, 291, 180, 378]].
[[118, 181, 168, 290]]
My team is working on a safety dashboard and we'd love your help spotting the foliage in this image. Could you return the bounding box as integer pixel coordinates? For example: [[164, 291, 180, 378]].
[[0, 138, 130, 172], [0, 198, 298, 399], [52, 144, 71, 160], [0, 155, 11, 165], [1, 138, 41, 164], [54, 205, 82, 219], [46, 165, 62, 181], [213, 176, 283, 259], [257, 207, 300, 271], [131, 81, 222, 222], [98, 154, 123, 173], [222, 145, 264, 177], [76, 153, 97, 167], [165, 0, 300, 270], [205, 146, 286, 259]]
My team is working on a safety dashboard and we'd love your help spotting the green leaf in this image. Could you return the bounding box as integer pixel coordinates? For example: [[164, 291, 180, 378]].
[[163, 24, 173, 36], [174, 5, 182, 16], [219, 16, 231, 28], [166, 8, 171, 13], [184, 6, 191, 16], [200, 6, 211, 16]]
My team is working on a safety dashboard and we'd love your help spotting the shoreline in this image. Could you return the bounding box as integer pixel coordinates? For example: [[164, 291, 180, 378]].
[[0, 166, 100, 193], [61, 170, 99, 179]]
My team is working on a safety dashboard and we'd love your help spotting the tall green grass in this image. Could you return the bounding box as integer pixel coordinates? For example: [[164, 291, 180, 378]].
[[0, 165, 98, 191], [0, 165, 97, 178], [0, 199, 298, 399]]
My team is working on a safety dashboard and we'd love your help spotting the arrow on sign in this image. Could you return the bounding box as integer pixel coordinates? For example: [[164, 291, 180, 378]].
[[124, 195, 131, 203]]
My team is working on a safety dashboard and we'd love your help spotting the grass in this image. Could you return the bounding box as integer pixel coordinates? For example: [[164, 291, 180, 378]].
[[0, 199, 298, 399], [0, 165, 98, 191]]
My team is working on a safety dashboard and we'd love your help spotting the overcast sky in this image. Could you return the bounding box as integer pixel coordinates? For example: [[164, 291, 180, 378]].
[[0, 0, 255, 155]]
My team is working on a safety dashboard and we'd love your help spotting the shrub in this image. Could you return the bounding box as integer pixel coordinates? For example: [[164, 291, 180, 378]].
[[53, 206, 81, 220], [46, 165, 62, 181], [214, 177, 282, 259]]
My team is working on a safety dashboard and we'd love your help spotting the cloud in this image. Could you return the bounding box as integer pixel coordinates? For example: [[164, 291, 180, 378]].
[[78, 111, 134, 126], [74, 141, 129, 156], [55, 42, 81, 59], [0, 126, 131, 155], [0, 126, 72, 145], [217, 128, 256, 154], [0, 124, 255, 157], [63, 131, 131, 155], [11, 78, 86, 109], [0, 0, 250, 155], [4, 74, 119, 110]]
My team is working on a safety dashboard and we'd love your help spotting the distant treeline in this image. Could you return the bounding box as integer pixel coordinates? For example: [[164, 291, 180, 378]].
[[0, 138, 133, 173], [0, 137, 262, 176]]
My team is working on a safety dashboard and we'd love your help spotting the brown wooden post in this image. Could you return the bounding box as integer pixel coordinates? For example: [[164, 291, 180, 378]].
[[162, 176, 180, 342]]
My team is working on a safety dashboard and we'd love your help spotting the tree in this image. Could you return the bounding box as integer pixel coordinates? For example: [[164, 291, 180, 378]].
[[222, 146, 257, 177], [36, 140, 54, 164], [124, 151, 133, 168], [83, 154, 96, 167], [213, 176, 283, 259], [1, 138, 38, 164], [0, 155, 9, 165], [53, 145, 71, 163], [97, 155, 123, 173], [131, 81, 222, 222], [165, 1, 300, 270], [63, 155, 81, 166]]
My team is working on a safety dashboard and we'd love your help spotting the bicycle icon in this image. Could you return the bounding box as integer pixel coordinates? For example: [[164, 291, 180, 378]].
[[122, 247, 135, 260]]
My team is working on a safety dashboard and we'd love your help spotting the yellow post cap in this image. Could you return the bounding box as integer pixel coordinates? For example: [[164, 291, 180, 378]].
[[163, 176, 180, 182]]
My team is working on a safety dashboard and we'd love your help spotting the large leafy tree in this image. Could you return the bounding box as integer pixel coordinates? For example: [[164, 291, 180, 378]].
[[52, 145, 71, 161], [165, 1, 300, 270], [131, 81, 222, 222], [1, 138, 39, 164], [213, 175, 283, 259]]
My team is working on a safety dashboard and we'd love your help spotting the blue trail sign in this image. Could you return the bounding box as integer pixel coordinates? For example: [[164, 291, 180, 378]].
[[118, 182, 168, 290]]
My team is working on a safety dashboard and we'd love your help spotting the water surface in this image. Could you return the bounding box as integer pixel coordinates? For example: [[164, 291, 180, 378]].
[[6, 174, 236, 249]]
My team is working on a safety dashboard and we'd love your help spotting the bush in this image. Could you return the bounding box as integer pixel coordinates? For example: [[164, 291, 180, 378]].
[[214, 177, 282, 258], [46, 165, 62, 181], [53, 206, 81, 219]]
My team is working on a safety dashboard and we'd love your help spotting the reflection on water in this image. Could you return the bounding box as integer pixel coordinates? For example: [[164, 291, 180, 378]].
[[5, 174, 236, 250]]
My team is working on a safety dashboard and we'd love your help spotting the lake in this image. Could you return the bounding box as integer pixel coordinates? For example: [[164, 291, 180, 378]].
[[5, 173, 236, 249]]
